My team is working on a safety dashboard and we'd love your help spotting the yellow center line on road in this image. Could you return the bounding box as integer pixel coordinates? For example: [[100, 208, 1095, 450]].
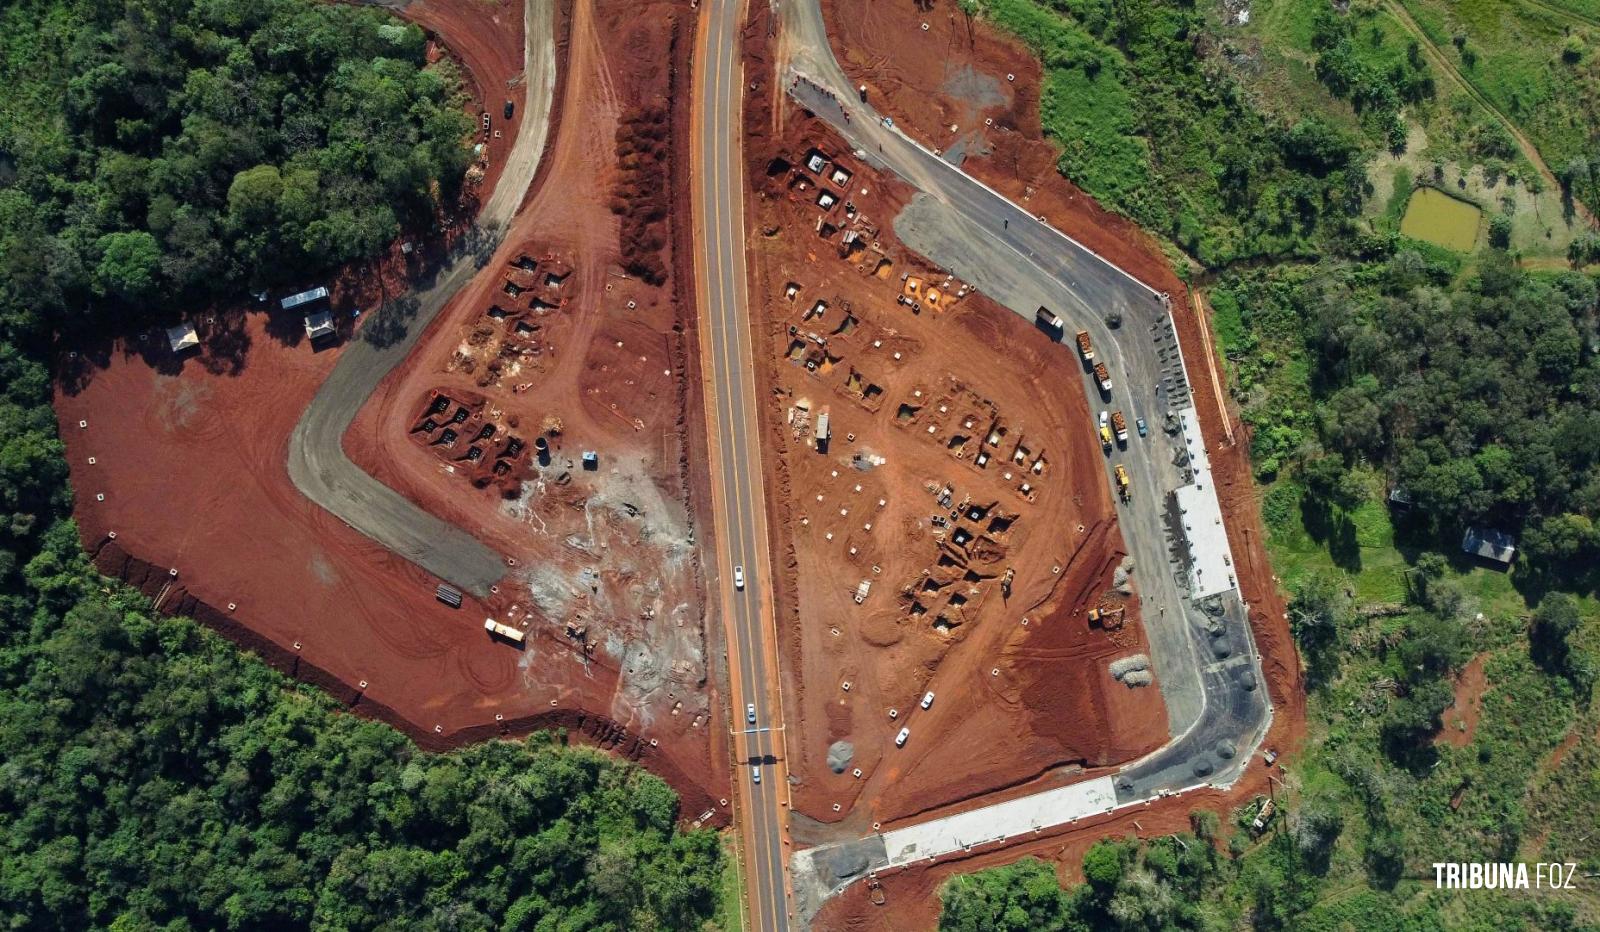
[[698, 5, 788, 927]]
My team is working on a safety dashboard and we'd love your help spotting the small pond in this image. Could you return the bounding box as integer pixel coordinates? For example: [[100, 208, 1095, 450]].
[[1399, 187, 1482, 252]]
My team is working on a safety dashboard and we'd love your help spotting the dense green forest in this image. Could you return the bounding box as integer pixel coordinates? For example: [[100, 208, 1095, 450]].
[[976, 0, 1370, 265], [0, 0, 726, 928], [1223, 252, 1600, 582], [945, 0, 1600, 928], [0, 0, 472, 340]]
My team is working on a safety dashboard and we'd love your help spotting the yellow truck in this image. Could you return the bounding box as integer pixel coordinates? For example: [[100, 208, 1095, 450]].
[[1114, 465, 1130, 502]]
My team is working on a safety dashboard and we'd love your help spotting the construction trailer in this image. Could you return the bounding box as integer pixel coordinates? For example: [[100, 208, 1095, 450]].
[[280, 285, 329, 311], [484, 617, 526, 644]]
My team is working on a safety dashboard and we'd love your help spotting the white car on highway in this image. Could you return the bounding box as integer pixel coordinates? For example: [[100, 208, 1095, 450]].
[[746, 703, 756, 724], [733, 565, 745, 589]]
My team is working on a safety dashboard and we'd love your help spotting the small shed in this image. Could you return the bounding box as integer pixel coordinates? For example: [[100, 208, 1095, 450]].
[[304, 310, 336, 341], [166, 322, 200, 354], [1462, 527, 1516, 565], [280, 286, 329, 311], [581, 451, 599, 470]]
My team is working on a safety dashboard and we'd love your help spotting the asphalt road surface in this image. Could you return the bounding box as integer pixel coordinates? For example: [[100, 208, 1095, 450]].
[[285, 0, 558, 598], [778, 0, 1269, 918], [693, 0, 793, 929]]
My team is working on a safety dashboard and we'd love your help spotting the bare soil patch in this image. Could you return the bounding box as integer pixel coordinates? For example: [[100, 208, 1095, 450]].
[[55, 0, 726, 822]]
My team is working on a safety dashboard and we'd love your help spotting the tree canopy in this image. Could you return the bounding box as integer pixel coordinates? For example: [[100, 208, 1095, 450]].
[[0, 0, 473, 338]]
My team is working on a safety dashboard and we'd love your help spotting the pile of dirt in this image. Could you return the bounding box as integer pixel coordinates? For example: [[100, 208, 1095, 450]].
[[613, 105, 673, 284]]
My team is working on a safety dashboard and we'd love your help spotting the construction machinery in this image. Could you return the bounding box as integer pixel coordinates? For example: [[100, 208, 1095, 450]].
[[1111, 411, 1129, 444], [1036, 305, 1065, 332], [1094, 362, 1113, 393], [1087, 605, 1125, 629], [1099, 423, 1114, 453], [1251, 797, 1276, 833], [1114, 464, 1130, 502], [1075, 330, 1093, 362]]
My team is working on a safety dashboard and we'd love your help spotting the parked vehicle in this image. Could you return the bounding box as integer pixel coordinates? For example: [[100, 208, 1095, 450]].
[[1136, 417, 1148, 437], [1075, 330, 1093, 362], [920, 691, 935, 710], [895, 727, 911, 747]]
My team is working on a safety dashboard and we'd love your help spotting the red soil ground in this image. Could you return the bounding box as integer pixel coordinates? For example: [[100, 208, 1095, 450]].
[[406, 0, 529, 203], [742, 16, 1167, 835], [765, 0, 1307, 923], [54, 0, 729, 824], [1437, 652, 1488, 748], [816, 0, 1305, 784]]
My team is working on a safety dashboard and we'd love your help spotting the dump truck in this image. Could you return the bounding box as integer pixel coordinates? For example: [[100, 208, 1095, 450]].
[[1093, 362, 1113, 393], [1075, 330, 1093, 362], [1111, 411, 1129, 444], [1114, 464, 1130, 501], [1036, 306, 1065, 331]]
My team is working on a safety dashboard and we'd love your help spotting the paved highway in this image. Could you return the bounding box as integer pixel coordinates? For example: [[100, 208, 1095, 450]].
[[692, 0, 793, 929], [777, 0, 1270, 920], [284, 0, 557, 598]]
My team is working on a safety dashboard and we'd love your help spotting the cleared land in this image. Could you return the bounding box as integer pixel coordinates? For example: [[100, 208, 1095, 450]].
[[745, 118, 1170, 831], [753, 0, 1307, 923], [54, 0, 726, 822]]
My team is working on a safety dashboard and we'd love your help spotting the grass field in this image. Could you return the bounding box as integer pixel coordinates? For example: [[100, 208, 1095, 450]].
[[1398, 0, 1600, 208]]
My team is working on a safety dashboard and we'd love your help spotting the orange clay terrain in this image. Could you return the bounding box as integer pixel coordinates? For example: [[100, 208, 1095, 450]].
[[52, 0, 731, 823], [741, 85, 1170, 832], [746, 0, 1308, 924]]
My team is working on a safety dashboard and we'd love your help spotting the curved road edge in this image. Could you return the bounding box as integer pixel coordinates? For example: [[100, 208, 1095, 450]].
[[285, 0, 559, 598]]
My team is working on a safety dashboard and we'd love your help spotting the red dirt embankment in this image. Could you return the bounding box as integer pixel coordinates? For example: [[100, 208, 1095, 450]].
[[405, 0, 528, 201]]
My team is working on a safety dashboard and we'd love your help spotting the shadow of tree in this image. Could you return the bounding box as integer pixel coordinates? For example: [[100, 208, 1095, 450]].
[[362, 294, 421, 349], [1300, 496, 1363, 573]]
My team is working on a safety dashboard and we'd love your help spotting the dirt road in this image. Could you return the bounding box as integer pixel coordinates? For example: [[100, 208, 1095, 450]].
[[285, 0, 559, 597]]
